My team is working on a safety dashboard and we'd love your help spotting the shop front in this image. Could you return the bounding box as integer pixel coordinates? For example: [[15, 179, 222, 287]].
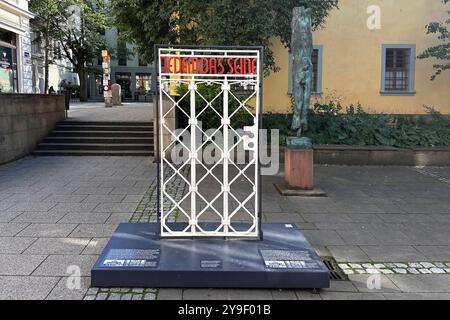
[[0, 29, 18, 93]]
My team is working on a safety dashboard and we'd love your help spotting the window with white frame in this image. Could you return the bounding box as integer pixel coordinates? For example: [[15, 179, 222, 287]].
[[381, 44, 416, 94]]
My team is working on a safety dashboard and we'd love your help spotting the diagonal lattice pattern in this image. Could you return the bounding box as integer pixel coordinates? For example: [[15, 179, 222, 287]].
[[158, 47, 261, 238]]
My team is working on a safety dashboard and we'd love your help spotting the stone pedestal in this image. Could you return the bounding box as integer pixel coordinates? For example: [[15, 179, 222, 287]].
[[91, 223, 330, 289], [285, 147, 314, 189], [275, 137, 326, 197]]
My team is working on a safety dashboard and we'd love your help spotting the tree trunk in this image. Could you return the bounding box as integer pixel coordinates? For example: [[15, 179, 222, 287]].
[[44, 22, 50, 94], [77, 66, 88, 102]]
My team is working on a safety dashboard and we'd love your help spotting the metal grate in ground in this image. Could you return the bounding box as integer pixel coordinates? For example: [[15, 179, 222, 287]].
[[322, 257, 348, 281]]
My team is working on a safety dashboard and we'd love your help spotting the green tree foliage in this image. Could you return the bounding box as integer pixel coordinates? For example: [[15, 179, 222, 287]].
[[110, 0, 338, 73], [30, 0, 109, 100], [29, 0, 59, 94], [418, 0, 450, 80]]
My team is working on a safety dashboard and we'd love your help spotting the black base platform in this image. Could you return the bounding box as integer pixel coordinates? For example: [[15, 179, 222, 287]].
[[91, 223, 330, 289]]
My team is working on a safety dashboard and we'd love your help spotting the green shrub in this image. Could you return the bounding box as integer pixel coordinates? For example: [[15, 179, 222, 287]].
[[263, 102, 450, 147], [175, 83, 254, 131]]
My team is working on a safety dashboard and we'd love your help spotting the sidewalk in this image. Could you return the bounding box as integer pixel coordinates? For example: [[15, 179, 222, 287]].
[[0, 156, 449, 300], [67, 101, 153, 122]]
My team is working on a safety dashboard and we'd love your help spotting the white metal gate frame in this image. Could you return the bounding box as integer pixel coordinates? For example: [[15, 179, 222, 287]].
[[156, 45, 263, 239]]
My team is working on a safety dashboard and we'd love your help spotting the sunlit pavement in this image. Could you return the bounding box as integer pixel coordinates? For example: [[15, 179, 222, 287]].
[[0, 157, 449, 300]]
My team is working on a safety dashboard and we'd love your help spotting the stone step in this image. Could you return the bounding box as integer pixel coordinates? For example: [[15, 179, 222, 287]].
[[33, 120, 155, 157], [31, 150, 154, 156], [43, 137, 154, 144], [35, 143, 153, 151], [61, 120, 154, 127], [55, 125, 153, 131], [49, 130, 153, 137]]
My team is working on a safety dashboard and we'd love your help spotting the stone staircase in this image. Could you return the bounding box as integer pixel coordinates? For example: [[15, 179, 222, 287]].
[[32, 120, 154, 156]]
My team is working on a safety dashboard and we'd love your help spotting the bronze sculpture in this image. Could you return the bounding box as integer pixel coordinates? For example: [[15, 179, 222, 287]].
[[291, 6, 313, 139]]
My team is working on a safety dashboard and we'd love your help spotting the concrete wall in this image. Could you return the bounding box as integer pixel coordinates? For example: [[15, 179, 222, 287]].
[[264, 0, 450, 114], [0, 93, 65, 164]]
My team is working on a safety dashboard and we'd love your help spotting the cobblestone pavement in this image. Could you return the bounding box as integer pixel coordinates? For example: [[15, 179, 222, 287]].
[[68, 102, 153, 122], [1, 157, 450, 300]]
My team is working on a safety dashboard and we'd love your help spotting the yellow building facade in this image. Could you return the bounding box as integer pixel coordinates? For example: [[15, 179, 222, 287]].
[[263, 0, 450, 114]]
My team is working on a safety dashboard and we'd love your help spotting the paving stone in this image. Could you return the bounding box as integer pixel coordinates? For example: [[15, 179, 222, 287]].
[[82, 238, 109, 255], [106, 212, 134, 224], [420, 262, 436, 268], [264, 213, 305, 223], [0, 254, 47, 275], [0, 211, 23, 223], [271, 289, 297, 300], [122, 195, 144, 203], [46, 277, 90, 300], [343, 269, 354, 275], [349, 274, 401, 293], [58, 212, 111, 224], [338, 263, 350, 269], [407, 268, 420, 274], [408, 263, 422, 268], [393, 268, 408, 274], [42, 195, 87, 203], [69, 224, 118, 238], [52, 203, 100, 213], [93, 203, 139, 213], [109, 293, 122, 300], [394, 263, 408, 268], [0, 237, 36, 254], [83, 195, 125, 203], [156, 289, 183, 300], [12, 211, 66, 223], [8, 202, 58, 212], [182, 289, 228, 300], [25, 238, 90, 254], [323, 280, 358, 293], [73, 187, 113, 195], [366, 269, 381, 274], [301, 230, 345, 246], [121, 293, 133, 300], [387, 275, 450, 293], [110, 187, 148, 195], [430, 268, 445, 274], [380, 269, 394, 274], [383, 293, 450, 300], [320, 292, 386, 300], [295, 290, 322, 300], [419, 269, 432, 274], [0, 201, 17, 211], [95, 292, 108, 300], [337, 230, 378, 245], [86, 287, 99, 295], [360, 246, 426, 262], [0, 276, 60, 300], [0, 223, 29, 236], [32, 255, 99, 277], [17, 224, 77, 237], [227, 289, 273, 300]]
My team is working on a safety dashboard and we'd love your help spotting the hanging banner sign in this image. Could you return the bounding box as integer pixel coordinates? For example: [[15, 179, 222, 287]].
[[159, 48, 259, 76]]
